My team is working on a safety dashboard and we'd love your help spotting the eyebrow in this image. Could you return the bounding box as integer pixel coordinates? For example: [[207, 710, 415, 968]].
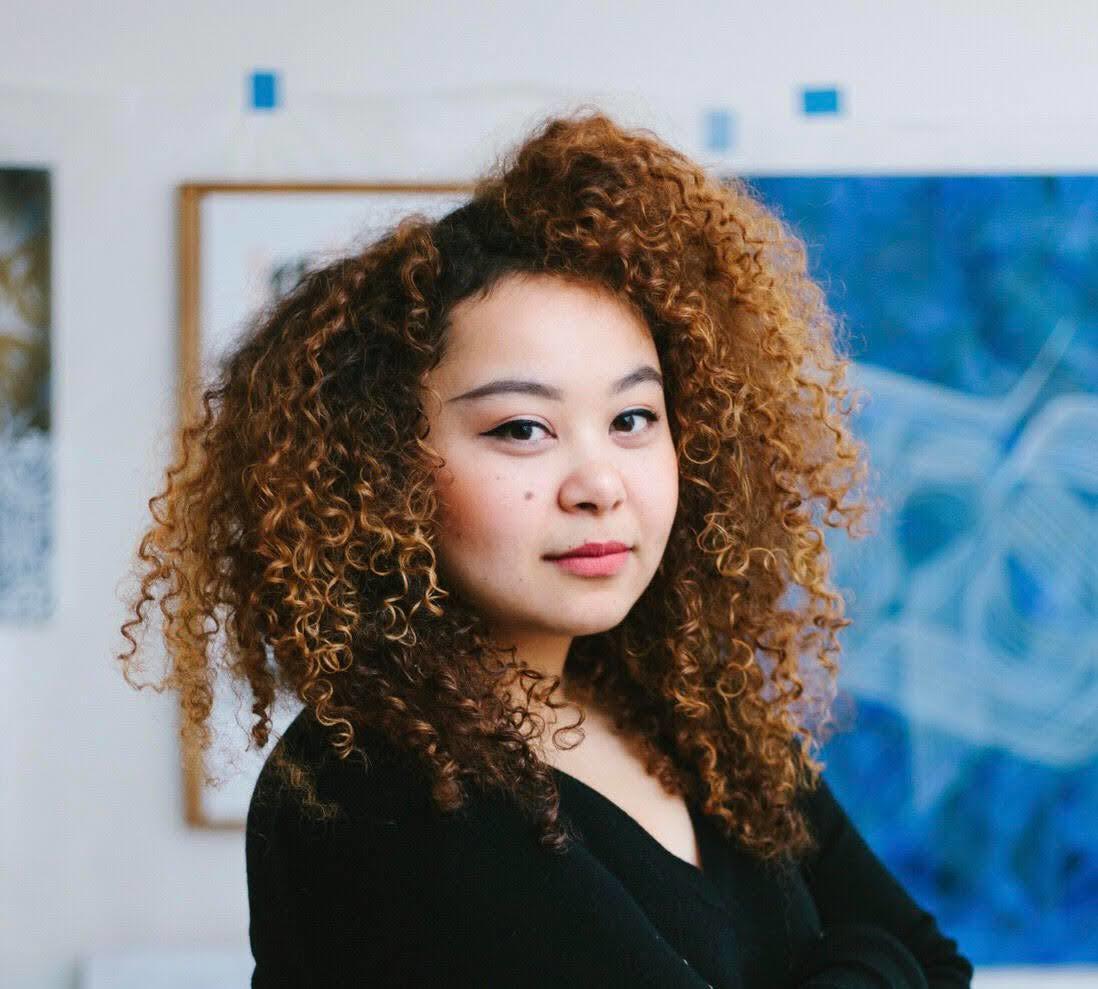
[[447, 364, 664, 403]]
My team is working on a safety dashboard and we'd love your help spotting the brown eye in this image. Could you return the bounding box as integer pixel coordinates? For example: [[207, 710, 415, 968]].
[[482, 419, 551, 443], [614, 409, 659, 434]]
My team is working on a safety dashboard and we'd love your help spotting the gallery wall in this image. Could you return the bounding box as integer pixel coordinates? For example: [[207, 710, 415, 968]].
[[1, 2, 1096, 986]]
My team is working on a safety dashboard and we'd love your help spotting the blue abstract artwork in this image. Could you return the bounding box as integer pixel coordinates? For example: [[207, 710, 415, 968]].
[[741, 175, 1098, 964], [0, 168, 51, 622]]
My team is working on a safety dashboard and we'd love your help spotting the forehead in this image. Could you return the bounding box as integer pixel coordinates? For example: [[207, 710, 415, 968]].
[[441, 273, 657, 372]]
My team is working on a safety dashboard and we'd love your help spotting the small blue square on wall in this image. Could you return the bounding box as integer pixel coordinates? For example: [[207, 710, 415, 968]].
[[801, 86, 841, 115], [250, 71, 279, 110], [703, 108, 737, 152]]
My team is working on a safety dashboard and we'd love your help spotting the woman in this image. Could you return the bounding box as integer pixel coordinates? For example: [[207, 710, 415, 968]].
[[119, 109, 973, 987]]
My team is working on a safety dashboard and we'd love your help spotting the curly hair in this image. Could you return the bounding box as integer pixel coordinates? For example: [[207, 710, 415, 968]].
[[118, 107, 879, 863]]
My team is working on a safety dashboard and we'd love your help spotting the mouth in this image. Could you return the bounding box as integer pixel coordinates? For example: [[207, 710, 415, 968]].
[[544, 542, 633, 577]]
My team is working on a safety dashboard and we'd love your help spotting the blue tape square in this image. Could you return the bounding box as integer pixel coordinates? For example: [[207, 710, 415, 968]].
[[704, 108, 736, 152], [802, 87, 840, 115], [250, 71, 279, 110]]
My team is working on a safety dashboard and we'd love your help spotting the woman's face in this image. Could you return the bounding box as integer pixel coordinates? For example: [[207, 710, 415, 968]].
[[420, 272, 679, 652]]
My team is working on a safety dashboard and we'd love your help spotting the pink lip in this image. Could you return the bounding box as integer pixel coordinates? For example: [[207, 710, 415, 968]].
[[549, 551, 630, 577], [545, 542, 632, 577]]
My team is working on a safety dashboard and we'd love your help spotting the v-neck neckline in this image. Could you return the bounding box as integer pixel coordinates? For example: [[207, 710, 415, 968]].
[[551, 764, 711, 881]]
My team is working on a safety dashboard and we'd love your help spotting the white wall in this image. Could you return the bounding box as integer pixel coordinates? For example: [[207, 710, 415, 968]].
[[2, 2, 1096, 986]]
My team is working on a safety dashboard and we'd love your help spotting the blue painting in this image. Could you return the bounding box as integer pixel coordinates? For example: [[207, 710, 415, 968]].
[[0, 168, 51, 623], [741, 175, 1097, 964]]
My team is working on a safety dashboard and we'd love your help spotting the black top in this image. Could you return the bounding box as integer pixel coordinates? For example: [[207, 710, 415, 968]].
[[246, 708, 973, 988]]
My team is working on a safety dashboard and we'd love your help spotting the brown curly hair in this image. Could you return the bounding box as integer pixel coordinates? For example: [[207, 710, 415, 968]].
[[118, 107, 879, 863]]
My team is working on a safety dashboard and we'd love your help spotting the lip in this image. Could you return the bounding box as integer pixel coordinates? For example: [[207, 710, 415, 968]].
[[544, 542, 632, 578]]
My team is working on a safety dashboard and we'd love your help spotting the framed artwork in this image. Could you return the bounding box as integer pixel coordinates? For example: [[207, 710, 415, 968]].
[[737, 173, 1097, 973], [177, 181, 472, 828], [0, 167, 51, 623]]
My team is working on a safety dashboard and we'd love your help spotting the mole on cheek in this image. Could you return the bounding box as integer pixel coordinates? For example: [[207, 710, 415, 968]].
[[524, 491, 534, 501]]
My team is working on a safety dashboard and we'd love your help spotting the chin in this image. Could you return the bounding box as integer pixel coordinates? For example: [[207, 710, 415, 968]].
[[554, 608, 635, 637]]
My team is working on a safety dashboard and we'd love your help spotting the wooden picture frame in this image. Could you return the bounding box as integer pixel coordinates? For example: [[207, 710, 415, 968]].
[[177, 181, 473, 828]]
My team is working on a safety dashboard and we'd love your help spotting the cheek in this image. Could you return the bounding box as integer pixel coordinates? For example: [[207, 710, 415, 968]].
[[636, 439, 679, 498], [437, 472, 540, 553], [639, 448, 681, 538]]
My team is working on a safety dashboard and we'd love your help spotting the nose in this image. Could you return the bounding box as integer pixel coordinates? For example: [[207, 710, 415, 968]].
[[558, 461, 626, 513]]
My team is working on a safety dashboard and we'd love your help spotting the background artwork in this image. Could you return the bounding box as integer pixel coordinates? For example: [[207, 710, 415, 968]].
[[741, 174, 1097, 964], [0, 168, 51, 623], [179, 183, 471, 828]]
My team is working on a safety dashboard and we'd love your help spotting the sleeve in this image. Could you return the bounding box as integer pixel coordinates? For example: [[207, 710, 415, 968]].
[[790, 775, 974, 989], [247, 766, 728, 989]]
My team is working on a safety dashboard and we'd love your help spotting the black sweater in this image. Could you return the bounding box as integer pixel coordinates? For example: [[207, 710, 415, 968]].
[[246, 708, 973, 988]]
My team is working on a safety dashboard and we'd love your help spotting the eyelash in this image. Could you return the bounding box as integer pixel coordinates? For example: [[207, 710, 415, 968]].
[[483, 409, 660, 444]]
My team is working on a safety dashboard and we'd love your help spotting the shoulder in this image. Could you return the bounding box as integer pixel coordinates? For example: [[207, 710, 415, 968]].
[[793, 771, 862, 865], [246, 709, 583, 931], [246, 706, 562, 870], [263, 704, 412, 782], [796, 772, 841, 828], [247, 707, 435, 844]]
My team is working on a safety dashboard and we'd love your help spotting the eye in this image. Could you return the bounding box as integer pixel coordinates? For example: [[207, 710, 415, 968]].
[[482, 419, 552, 443], [614, 409, 660, 434]]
